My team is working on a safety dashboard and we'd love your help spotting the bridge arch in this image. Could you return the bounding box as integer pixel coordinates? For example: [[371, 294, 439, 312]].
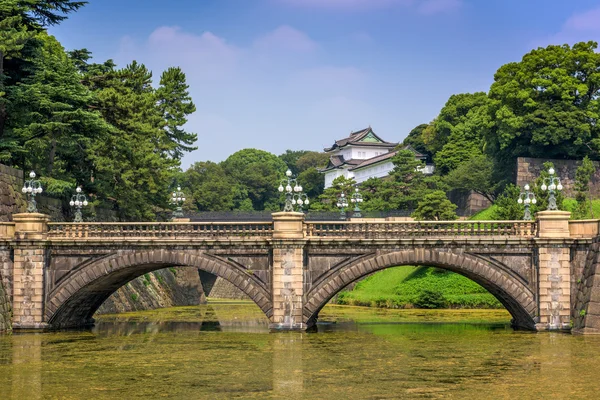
[[46, 250, 272, 328], [304, 249, 537, 330]]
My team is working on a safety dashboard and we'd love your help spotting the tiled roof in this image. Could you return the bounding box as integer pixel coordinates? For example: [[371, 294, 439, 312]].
[[324, 127, 398, 152], [349, 146, 427, 171], [320, 155, 363, 172], [349, 150, 398, 171]]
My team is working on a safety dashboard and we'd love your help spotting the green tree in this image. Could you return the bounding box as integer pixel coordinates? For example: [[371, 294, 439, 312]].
[[221, 148, 287, 210], [85, 61, 179, 219], [444, 155, 498, 202], [311, 175, 356, 211], [297, 167, 324, 199], [388, 149, 427, 210], [295, 151, 329, 173], [8, 34, 110, 195], [485, 42, 600, 161], [156, 67, 197, 160], [279, 149, 309, 175], [491, 184, 524, 220], [423, 92, 488, 156], [402, 123, 431, 158], [0, 0, 86, 152], [184, 161, 236, 211], [411, 190, 457, 221], [574, 156, 596, 219]]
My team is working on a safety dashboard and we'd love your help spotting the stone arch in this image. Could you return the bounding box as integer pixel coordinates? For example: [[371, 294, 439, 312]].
[[46, 250, 272, 328], [304, 249, 537, 330]]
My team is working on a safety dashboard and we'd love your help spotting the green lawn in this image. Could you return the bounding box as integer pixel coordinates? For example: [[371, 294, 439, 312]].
[[337, 266, 502, 309]]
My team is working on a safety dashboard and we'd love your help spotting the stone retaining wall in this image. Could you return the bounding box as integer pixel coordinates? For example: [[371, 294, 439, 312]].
[[96, 267, 206, 314], [573, 239, 600, 333], [517, 157, 600, 197], [0, 279, 10, 332], [207, 277, 250, 300], [0, 163, 118, 222]]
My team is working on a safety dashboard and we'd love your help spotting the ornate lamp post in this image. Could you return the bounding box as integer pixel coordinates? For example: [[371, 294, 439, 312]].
[[278, 169, 303, 212], [292, 192, 309, 213], [336, 192, 348, 220], [541, 167, 563, 211], [517, 184, 536, 220], [350, 187, 363, 218], [170, 186, 186, 219], [21, 171, 43, 213], [69, 187, 89, 222]]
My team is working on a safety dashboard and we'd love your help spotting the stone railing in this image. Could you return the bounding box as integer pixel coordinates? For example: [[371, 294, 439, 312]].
[[569, 220, 600, 238], [304, 220, 538, 239], [0, 222, 15, 239], [47, 222, 274, 239]]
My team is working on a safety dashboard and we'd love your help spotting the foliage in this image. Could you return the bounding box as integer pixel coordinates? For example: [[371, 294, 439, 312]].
[[184, 161, 236, 211], [0, 0, 86, 158], [82, 61, 183, 220], [413, 290, 447, 309], [490, 184, 523, 220], [295, 151, 329, 173], [338, 266, 502, 309], [485, 42, 600, 161], [156, 66, 197, 160], [221, 149, 288, 211], [278, 149, 309, 175], [574, 156, 596, 219], [9, 34, 110, 191], [423, 92, 488, 156], [401, 123, 431, 158], [444, 154, 498, 202], [412, 190, 457, 221], [297, 167, 324, 199], [311, 175, 356, 211]]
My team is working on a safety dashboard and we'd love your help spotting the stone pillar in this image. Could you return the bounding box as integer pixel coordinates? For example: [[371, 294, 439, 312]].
[[270, 212, 306, 330], [536, 210, 572, 330], [12, 213, 49, 329]]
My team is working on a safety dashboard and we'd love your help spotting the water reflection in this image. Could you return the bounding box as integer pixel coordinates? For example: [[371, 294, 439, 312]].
[[1, 304, 600, 399]]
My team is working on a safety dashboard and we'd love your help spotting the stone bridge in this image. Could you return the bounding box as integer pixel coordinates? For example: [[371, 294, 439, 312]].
[[2, 211, 600, 333]]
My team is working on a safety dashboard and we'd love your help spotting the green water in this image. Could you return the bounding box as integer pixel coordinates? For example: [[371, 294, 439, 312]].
[[1, 302, 600, 399]]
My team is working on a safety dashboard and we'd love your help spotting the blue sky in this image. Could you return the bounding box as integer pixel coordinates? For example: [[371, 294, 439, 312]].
[[49, 0, 600, 168]]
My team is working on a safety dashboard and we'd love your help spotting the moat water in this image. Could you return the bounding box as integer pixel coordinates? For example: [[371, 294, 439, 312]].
[[1, 302, 600, 399]]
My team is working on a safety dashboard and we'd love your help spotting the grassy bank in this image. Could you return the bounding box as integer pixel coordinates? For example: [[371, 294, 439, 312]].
[[337, 266, 502, 309]]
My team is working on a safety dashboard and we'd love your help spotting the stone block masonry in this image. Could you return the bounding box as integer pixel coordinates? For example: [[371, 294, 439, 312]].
[[517, 157, 600, 197], [0, 278, 11, 332]]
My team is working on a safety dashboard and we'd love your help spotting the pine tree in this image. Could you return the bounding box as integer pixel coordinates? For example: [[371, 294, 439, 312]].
[[85, 61, 179, 219], [9, 34, 110, 195], [0, 0, 86, 151], [156, 67, 197, 160]]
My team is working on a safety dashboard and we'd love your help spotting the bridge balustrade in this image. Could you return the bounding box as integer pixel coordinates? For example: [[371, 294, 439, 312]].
[[47, 222, 274, 239], [304, 220, 538, 238]]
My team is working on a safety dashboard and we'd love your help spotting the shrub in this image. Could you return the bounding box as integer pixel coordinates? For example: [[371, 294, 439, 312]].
[[131, 293, 139, 302], [414, 289, 447, 309]]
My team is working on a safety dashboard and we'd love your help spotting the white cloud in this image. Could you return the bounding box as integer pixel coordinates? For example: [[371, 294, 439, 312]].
[[542, 7, 600, 47], [253, 25, 318, 52], [276, 0, 411, 11], [113, 25, 370, 165], [276, 0, 462, 14]]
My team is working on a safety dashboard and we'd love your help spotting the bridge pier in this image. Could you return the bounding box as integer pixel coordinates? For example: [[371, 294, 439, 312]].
[[11, 213, 49, 329], [269, 212, 307, 331], [536, 211, 572, 331]]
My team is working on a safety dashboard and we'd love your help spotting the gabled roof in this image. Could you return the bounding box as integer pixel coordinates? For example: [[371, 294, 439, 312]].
[[349, 146, 427, 171], [349, 150, 398, 171], [324, 127, 398, 152], [320, 155, 363, 172]]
